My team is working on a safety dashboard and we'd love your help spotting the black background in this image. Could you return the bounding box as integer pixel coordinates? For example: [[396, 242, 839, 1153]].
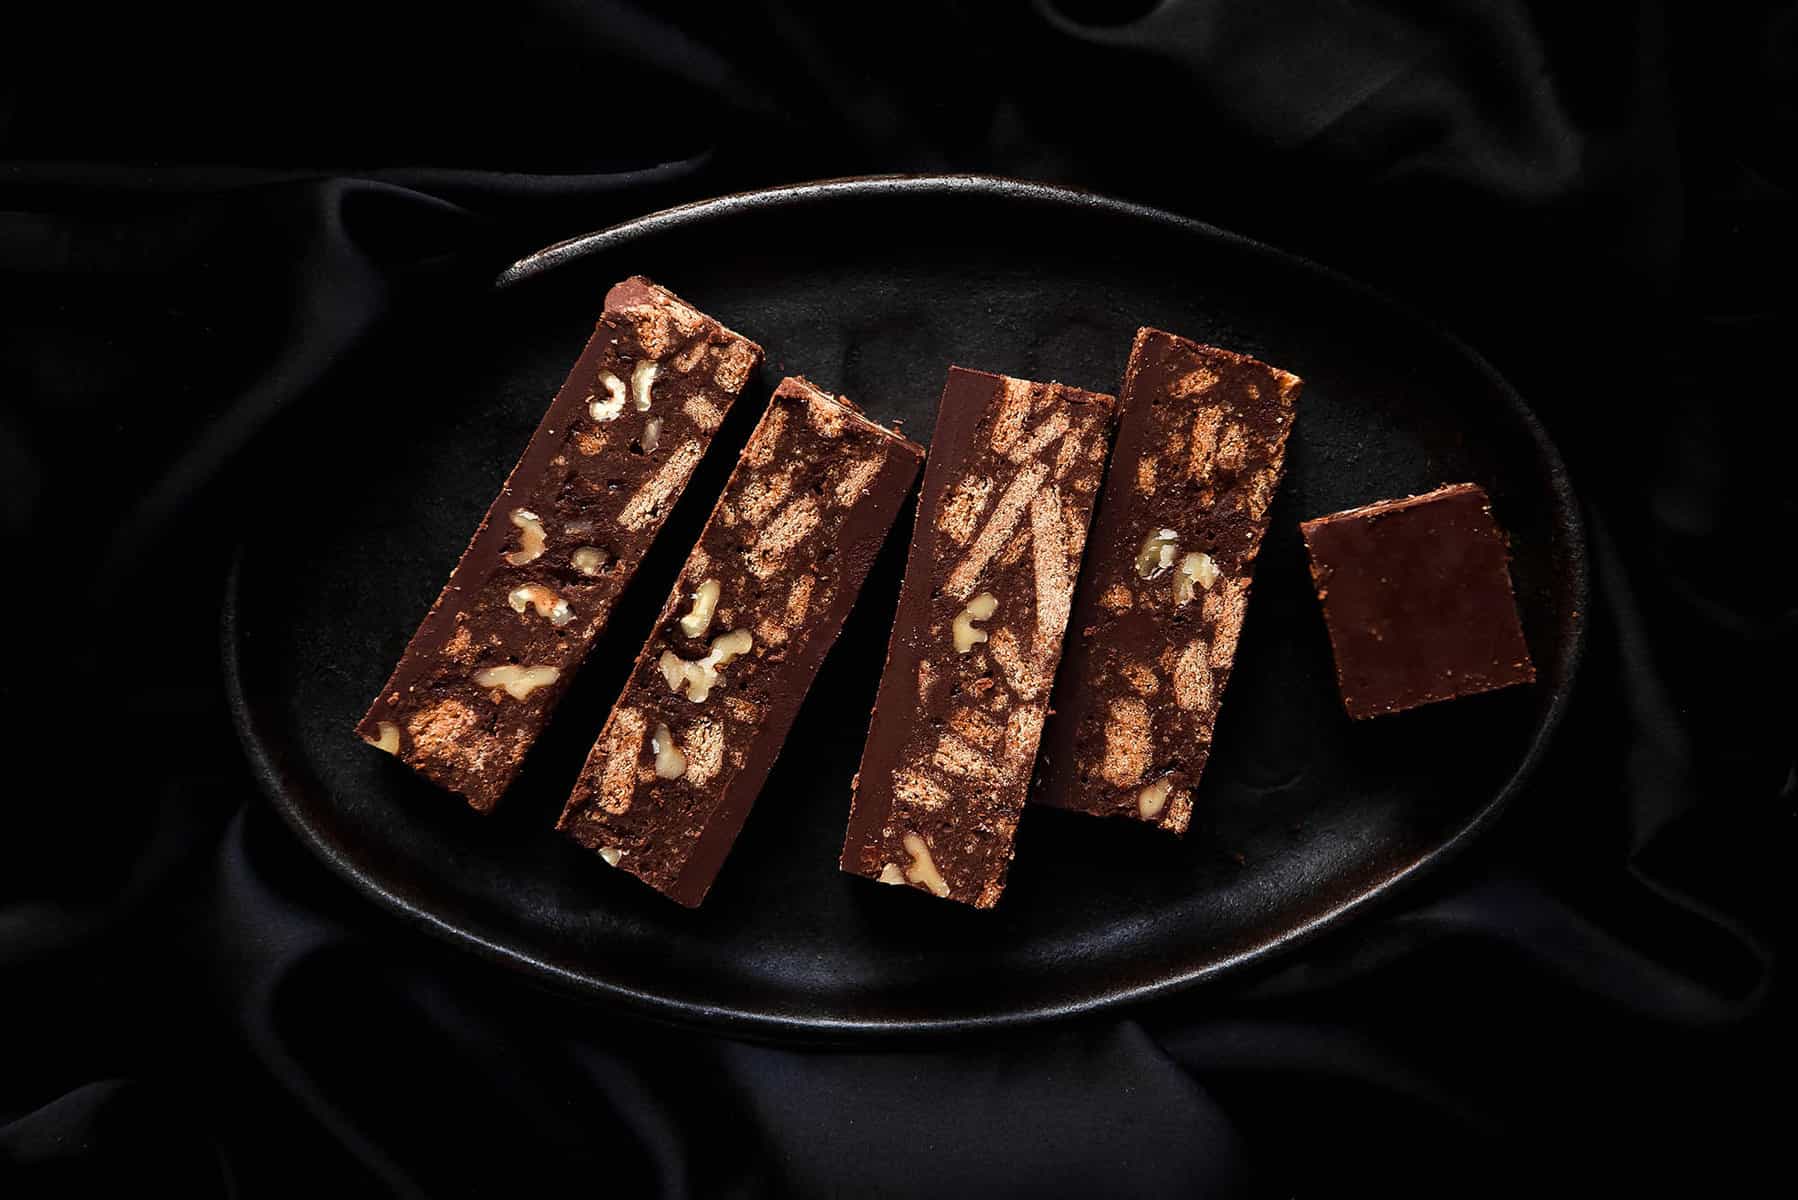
[[2, 2, 1792, 1196]]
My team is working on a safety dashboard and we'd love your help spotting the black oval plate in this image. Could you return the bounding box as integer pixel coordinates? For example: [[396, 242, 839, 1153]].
[[225, 176, 1585, 1039]]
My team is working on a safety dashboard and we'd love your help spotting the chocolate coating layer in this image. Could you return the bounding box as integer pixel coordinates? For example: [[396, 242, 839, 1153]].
[[1300, 482, 1535, 718], [355, 278, 763, 810], [841, 367, 1116, 909], [559, 378, 924, 906], [1034, 329, 1300, 834]]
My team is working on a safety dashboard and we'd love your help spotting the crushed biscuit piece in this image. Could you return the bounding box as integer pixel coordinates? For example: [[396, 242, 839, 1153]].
[[1101, 697, 1153, 788], [1173, 640, 1214, 712], [617, 441, 705, 531], [593, 707, 646, 815]]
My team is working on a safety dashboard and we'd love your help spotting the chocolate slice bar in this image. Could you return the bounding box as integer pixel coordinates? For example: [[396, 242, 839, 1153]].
[[558, 378, 924, 906], [1034, 330, 1301, 834], [356, 278, 763, 811], [841, 367, 1116, 908], [1300, 482, 1534, 718]]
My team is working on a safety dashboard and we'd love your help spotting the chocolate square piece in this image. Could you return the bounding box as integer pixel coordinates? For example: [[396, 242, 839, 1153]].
[[356, 277, 763, 811], [1300, 482, 1534, 718], [559, 378, 924, 906], [1033, 329, 1301, 834], [840, 367, 1117, 909]]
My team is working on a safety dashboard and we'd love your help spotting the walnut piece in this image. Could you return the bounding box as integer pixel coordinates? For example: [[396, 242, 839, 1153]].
[[650, 722, 688, 779], [571, 546, 610, 577], [1136, 528, 1180, 580], [952, 592, 999, 653], [709, 628, 753, 665], [472, 664, 560, 700], [638, 416, 662, 454], [508, 584, 573, 627], [902, 832, 951, 897], [877, 862, 907, 886], [631, 360, 658, 411], [659, 628, 753, 702], [679, 578, 721, 638], [591, 372, 627, 422], [504, 509, 547, 566], [1174, 551, 1219, 606], [362, 721, 401, 755], [1138, 774, 1174, 820]]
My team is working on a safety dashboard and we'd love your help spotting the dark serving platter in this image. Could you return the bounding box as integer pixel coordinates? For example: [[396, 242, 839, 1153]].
[[224, 176, 1586, 1039]]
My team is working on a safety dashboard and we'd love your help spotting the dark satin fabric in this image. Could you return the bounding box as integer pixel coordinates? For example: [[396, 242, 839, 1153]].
[[3, 3, 1790, 1196]]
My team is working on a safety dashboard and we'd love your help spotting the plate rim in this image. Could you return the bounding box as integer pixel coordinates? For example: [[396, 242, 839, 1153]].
[[224, 172, 1589, 1041]]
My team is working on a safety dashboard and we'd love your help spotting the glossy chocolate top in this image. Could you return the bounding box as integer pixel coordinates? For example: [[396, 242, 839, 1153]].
[[1300, 482, 1535, 718]]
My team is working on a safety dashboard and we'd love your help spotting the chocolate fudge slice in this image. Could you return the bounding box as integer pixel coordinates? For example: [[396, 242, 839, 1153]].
[[356, 277, 763, 811], [841, 367, 1116, 909], [558, 378, 924, 906], [1034, 330, 1301, 834], [1300, 482, 1535, 718]]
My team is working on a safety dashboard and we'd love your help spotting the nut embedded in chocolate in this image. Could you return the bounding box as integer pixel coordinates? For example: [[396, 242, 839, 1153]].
[[1298, 481, 1535, 718], [354, 277, 764, 811]]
